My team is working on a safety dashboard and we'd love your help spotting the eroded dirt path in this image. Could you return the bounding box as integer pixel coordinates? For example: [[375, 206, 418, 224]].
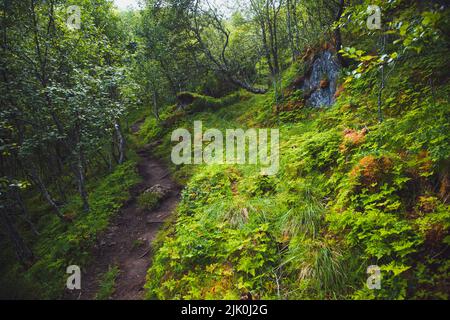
[[68, 125, 180, 300]]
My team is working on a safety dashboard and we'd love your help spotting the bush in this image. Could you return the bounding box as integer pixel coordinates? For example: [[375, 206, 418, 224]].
[[137, 191, 163, 211]]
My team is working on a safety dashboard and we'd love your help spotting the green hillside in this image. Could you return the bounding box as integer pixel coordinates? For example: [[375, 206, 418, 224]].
[[139, 44, 449, 300]]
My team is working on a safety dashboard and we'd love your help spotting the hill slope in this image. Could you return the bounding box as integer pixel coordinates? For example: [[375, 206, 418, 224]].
[[138, 45, 449, 300]]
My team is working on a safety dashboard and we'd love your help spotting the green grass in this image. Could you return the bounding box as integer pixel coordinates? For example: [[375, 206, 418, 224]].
[[95, 265, 120, 300]]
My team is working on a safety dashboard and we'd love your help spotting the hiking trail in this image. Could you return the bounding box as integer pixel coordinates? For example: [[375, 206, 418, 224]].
[[67, 122, 180, 300]]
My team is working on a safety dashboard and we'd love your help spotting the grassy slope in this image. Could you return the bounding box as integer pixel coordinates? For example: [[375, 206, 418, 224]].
[[140, 47, 449, 300]]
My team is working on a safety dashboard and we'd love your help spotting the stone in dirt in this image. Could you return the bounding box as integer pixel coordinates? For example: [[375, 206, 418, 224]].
[[144, 184, 171, 199]]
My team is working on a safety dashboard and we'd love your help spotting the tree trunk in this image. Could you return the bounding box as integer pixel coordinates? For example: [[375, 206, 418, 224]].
[[334, 0, 346, 66], [291, 0, 301, 51], [152, 89, 160, 121], [193, 2, 268, 94], [114, 122, 126, 165], [377, 33, 386, 123], [286, 0, 297, 60], [76, 148, 90, 212], [14, 188, 40, 236], [259, 17, 275, 77], [0, 210, 34, 266], [29, 165, 64, 219]]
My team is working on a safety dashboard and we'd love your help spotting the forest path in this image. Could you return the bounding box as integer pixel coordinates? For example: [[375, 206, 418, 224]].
[[70, 122, 180, 300]]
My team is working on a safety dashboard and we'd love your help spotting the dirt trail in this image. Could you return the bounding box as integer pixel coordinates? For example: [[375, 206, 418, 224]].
[[68, 124, 180, 300]]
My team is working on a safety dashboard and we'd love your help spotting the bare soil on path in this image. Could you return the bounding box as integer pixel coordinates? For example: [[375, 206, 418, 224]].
[[66, 124, 180, 300]]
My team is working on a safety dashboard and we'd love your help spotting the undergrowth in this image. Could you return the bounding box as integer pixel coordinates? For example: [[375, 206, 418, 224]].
[[140, 44, 449, 300], [95, 265, 120, 300], [0, 158, 140, 299]]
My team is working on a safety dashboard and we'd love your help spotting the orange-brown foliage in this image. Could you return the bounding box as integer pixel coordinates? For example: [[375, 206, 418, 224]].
[[320, 79, 330, 89], [281, 100, 304, 112], [340, 128, 368, 152], [406, 150, 433, 180], [63, 212, 76, 222], [439, 172, 449, 202], [350, 155, 393, 186], [334, 84, 345, 98], [302, 47, 315, 62], [425, 223, 446, 249], [418, 196, 438, 213]]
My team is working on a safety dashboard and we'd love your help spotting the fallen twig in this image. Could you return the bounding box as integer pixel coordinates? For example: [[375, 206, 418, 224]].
[[139, 248, 152, 259]]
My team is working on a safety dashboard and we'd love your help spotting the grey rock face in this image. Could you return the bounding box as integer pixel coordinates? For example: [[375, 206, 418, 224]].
[[302, 50, 341, 107]]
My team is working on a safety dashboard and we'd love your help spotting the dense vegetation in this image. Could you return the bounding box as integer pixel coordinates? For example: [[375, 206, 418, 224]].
[[0, 0, 140, 298], [1, 0, 449, 300]]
